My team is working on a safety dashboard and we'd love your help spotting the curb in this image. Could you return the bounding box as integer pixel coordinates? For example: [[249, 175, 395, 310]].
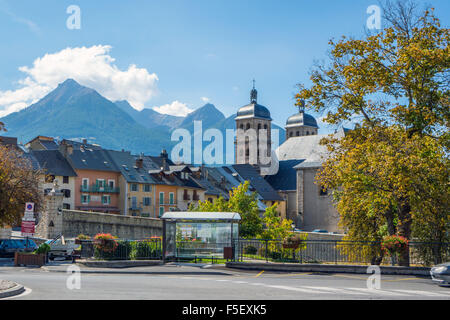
[[46, 269, 233, 275], [226, 262, 431, 276], [76, 259, 163, 268], [0, 283, 25, 299]]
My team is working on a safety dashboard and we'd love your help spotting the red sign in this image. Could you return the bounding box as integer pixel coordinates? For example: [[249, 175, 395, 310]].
[[21, 220, 35, 235]]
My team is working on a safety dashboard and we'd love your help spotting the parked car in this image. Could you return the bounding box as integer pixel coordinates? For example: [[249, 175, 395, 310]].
[[430, 262, 450, 286], [312, 229, 329, 233], [46, 236, 79, 260], [0, 239, 38, 257]]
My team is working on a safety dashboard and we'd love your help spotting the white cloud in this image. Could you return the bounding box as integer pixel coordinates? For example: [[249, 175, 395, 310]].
[[200, 97, 210, 103], [153, 101, 193, 117], [0, 45, 159, 117]]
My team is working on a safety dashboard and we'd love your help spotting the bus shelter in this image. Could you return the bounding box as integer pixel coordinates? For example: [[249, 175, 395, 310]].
[[160, 212, 241, 262]]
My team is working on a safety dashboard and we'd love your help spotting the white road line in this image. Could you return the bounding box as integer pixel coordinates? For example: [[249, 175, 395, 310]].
[[391, 289, 450, 297], [302, 286, 369, 295], [249, 282, 265, 286], [267, 285, 328, 294], [232, 281, 248, 284], [345, 287, 410, 296], [215, 279, 230, 282]]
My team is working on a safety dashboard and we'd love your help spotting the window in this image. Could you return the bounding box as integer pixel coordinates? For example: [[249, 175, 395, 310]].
[[144, 184, 151, 192], [108, 180, 115, 189], [102, 195, 111, 205], [131, 196, 137, 208], [208, 198, 213, 203], [97, 179, 105, 188], [169, 192, 174, 205], [319, 185, 328, 196], [159, 206, 164, 217], [82, 178, 89, 189], [289, 132, 293, 137], [63, 176, 69, 184], [63, 203, 70, 210], [143, 197, 151, 206], [159, 192, 164, 204], [62, 189, 71, 198], [81, 194, 89, 204], [131, 184, 138, 192], [296, 131, 300, 136], [264, 124, 268, 129]]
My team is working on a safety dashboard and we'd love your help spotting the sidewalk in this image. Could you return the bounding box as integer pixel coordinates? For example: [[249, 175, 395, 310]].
[[226, 261, 432, 276]]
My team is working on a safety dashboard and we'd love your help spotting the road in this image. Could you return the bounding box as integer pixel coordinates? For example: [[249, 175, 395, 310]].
[[0, 260, 449, 300]]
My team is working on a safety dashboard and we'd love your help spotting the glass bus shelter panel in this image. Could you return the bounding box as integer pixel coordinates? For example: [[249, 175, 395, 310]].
[[164, 221, 176, 259]]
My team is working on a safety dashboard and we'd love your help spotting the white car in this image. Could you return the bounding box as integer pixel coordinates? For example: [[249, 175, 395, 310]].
[[46, 236, 79, 260]]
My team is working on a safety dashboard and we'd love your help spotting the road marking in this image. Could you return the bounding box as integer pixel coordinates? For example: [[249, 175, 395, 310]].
[[267, 285, 327, 294], [302, 286, 369, 295], [249, 282, 265, 286], [344, 287, 410, 296], [255, 270, 264, 278], [215, 279, 230, 282], [391, 289, 450, 297]]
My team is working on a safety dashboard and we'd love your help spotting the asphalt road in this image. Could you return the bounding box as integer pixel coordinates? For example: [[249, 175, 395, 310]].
[[0, 260, 449, 300]]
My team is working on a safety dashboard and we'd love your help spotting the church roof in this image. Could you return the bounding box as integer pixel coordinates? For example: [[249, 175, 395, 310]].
[[286, 112, 318, 128], [236, 103, 272, 120], [236, 82, 272, 120], [275, 130, 346, 164]]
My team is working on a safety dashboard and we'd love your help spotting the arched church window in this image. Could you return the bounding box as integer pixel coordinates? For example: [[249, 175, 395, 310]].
[[289, 132, 293, 137], [258, 123, 261, 130], [296, 131, 300, 136], [240, 124, 244, 130], [246, 123, 251, 130], [264, 124, 268, 129]]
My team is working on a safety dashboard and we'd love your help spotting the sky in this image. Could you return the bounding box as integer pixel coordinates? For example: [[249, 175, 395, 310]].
[[0, 0, 449, 133]]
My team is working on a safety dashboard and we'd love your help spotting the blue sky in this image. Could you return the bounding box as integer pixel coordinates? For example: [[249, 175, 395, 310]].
[[0, 0, 449, 133]]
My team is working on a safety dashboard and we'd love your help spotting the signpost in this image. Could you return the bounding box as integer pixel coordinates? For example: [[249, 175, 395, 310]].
[[21, 202, 35, 239]]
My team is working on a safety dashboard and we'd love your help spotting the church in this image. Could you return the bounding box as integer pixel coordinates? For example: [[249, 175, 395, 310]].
[[234, 84, 345, 233]]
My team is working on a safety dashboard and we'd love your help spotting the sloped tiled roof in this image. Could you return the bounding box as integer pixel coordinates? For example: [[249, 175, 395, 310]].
[[31, 150, 77, 177], [232, 164, 283, 201], [67, 148, 119, 172], [265, 160, 304, 191]]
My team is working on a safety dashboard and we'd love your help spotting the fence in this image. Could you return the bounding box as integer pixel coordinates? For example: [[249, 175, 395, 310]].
[[80, 238, 162, 261], [235, 239, 450, 267]]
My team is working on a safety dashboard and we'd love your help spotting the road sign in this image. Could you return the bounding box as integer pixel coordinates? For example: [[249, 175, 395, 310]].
[[21, 220, 35, 236], [23, 211, 35, 221], [25, 202, 34, 212]]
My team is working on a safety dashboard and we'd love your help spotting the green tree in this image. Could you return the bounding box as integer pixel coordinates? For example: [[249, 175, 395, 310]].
[[259, 204, 293, 241], [190, 181, 263, 238], [296, 1, 449, 266]]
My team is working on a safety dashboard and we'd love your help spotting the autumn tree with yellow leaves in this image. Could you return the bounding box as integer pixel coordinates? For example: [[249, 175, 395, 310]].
[[297, 1, 449, 265], [0, 143, 43, 227]]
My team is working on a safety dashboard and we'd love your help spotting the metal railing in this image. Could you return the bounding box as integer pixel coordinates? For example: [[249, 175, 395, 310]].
[[235, 239, 450, 267], [80, 185, 120, 193], [80, 238, 162, 261]]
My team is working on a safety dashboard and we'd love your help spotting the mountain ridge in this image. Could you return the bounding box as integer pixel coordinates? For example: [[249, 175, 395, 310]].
[[0, 79, 285, 156]]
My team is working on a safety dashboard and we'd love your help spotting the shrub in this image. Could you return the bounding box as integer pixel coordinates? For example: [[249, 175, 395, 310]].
[[244, 245, 258, 255], [381, 235, 409, 257], [76, 234, 91, 240], [93, 233, 118, 259], [34, 243, 51, 254]]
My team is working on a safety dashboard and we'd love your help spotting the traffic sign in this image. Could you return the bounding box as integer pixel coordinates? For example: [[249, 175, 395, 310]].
[[25, 202, 34, 212], [21, 220, 35, 236]]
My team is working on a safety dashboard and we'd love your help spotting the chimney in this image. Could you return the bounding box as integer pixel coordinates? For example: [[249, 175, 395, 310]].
[[162, 157, 169, 171], [82, 139, 87, 145], [136, 158, 143, 169], [160, 149, 168, 159]]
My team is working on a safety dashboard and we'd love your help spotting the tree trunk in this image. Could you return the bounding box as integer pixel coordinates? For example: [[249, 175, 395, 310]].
[[397, 200, 412, 267]]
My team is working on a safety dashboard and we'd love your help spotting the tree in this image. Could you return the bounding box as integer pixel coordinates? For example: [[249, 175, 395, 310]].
[[189, 181, 263, 238], [297, 1, 449, 266], [0, 144, 43, 227], [259, 204, 293, 241]]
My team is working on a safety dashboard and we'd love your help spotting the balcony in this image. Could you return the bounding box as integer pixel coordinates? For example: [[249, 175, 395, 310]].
[[80, 184, 120, 193]]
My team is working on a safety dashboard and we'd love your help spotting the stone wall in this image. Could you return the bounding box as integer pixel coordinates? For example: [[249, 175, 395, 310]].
[[60, 209, 162, 239]]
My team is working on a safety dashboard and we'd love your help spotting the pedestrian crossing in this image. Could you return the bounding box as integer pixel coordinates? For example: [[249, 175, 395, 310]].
[[191, 277, 450, 298]]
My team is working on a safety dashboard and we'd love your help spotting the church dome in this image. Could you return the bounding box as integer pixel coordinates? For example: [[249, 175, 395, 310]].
[[236, 103, 271, 120], [235, 82, 271, 120], [286, 112, 318, 128]]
